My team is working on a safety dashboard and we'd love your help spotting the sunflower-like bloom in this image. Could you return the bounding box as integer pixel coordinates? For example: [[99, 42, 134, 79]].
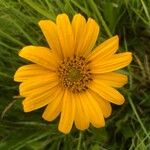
[[14, 13, 132, 134]]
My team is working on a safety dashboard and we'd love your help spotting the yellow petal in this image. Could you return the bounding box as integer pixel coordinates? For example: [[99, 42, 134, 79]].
[[23, 86, 61, 112], [14, 64, 53, 82], [80, 91, 105, 128], [88, 35, 119, 61], [89, 80, 125, 105], [19, 72, 58, 96], [93, 72, 128, 88], [91, 52, 132, 74], [74, 94, 89, 130], [56, 14, 74, 58], [89, 90, 112, 118], [38, 20, 63, 58], [76, 18, 99, 56], [42, 90, 64, 121], [72, 14, 86, 54], [19, 46, 58, 70], [58, 90, 75, 134]]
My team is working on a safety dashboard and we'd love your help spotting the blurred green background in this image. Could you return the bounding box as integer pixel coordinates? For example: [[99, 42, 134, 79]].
[[0, 0, 150, 149]]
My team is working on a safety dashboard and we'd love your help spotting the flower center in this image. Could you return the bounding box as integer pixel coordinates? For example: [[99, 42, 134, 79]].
[[67, 67, 81, 81], [57, 55, 92, 93]]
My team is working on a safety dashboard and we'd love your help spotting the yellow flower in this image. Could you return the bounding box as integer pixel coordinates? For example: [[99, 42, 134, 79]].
[[14, 13, 132, 134]]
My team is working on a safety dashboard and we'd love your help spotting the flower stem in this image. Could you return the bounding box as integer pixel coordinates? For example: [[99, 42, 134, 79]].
[[77, 131, 83, 150]]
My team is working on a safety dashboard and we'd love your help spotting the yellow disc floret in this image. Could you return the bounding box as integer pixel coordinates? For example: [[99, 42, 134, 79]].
[[58, 55, 92, 93]]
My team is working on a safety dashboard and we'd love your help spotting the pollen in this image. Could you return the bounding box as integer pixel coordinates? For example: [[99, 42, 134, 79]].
[[57, 55, 92, 93]]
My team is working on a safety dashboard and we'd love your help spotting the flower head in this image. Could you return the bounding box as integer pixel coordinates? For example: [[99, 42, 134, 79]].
[[14, 13, 132, 134]]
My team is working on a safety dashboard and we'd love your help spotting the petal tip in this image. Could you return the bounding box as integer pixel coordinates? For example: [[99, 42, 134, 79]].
[[42, 114, 49, 121], [89, 17, 99, 25], [38, 20, 46, 27], [14, 73, 19, 82], [57, 13, 68, 20], [105, 112, 112, 118], [126, 52, 133, 63], [114, 35, 119, 39], [58, 126, 70, 134], [19, 46, 33, 57], [93, 119, 105, 128], [118, 97, 125, 105], [74, 13, 84, 18], [22, 101, 31, 112]]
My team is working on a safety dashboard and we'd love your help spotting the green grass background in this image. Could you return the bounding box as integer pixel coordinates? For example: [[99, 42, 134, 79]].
[[0, 0, 150, 149]]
